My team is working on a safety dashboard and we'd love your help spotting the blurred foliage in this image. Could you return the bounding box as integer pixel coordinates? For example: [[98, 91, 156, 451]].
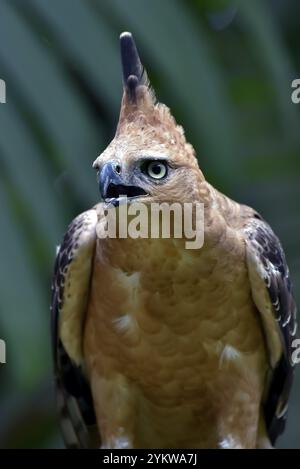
[[0, 0, 299, 448]]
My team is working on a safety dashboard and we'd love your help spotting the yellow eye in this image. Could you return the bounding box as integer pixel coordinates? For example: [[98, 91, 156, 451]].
[[146, 161, 167, 179]]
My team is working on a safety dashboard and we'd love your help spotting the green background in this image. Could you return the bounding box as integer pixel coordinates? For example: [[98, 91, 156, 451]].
[[0, 0, 299, 448]]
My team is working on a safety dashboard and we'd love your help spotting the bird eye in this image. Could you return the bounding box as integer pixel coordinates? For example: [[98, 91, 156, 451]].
[[145, 161, 167, 180]]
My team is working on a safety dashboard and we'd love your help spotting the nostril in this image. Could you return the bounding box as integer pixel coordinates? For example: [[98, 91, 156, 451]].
[[115, 164, 121, 174]]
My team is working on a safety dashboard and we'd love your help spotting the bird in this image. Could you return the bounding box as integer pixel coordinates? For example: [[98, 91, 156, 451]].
[[51, 31, 297, 449]]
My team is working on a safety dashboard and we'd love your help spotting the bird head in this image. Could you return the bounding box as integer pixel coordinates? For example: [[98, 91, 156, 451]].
[[93, 32, 205, 206]]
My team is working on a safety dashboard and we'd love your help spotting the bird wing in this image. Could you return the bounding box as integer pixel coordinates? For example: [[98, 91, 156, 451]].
[[243, 214, 297, 445], [51, 208, 100, 448]]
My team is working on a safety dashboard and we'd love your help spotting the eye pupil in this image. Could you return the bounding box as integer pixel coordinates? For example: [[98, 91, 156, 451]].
[[152, 164, 162, 174]]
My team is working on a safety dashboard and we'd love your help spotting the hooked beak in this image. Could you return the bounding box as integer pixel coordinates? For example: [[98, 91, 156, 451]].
[[99, 162, 147, 205]]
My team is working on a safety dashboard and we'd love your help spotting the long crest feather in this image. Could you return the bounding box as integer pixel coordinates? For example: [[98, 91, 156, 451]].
[[119, 32, 154, 103]]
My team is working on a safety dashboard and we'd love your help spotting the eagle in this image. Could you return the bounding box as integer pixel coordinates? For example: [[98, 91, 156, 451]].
[[51, 32, 297, 449]]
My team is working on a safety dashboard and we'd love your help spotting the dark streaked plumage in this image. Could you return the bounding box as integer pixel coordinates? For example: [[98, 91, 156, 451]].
[[244, 217, 297, 444], [51, 211, 100, 448]]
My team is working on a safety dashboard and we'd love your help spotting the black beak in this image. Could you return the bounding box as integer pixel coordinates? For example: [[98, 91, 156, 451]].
[[99, 162, 147, 203]]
